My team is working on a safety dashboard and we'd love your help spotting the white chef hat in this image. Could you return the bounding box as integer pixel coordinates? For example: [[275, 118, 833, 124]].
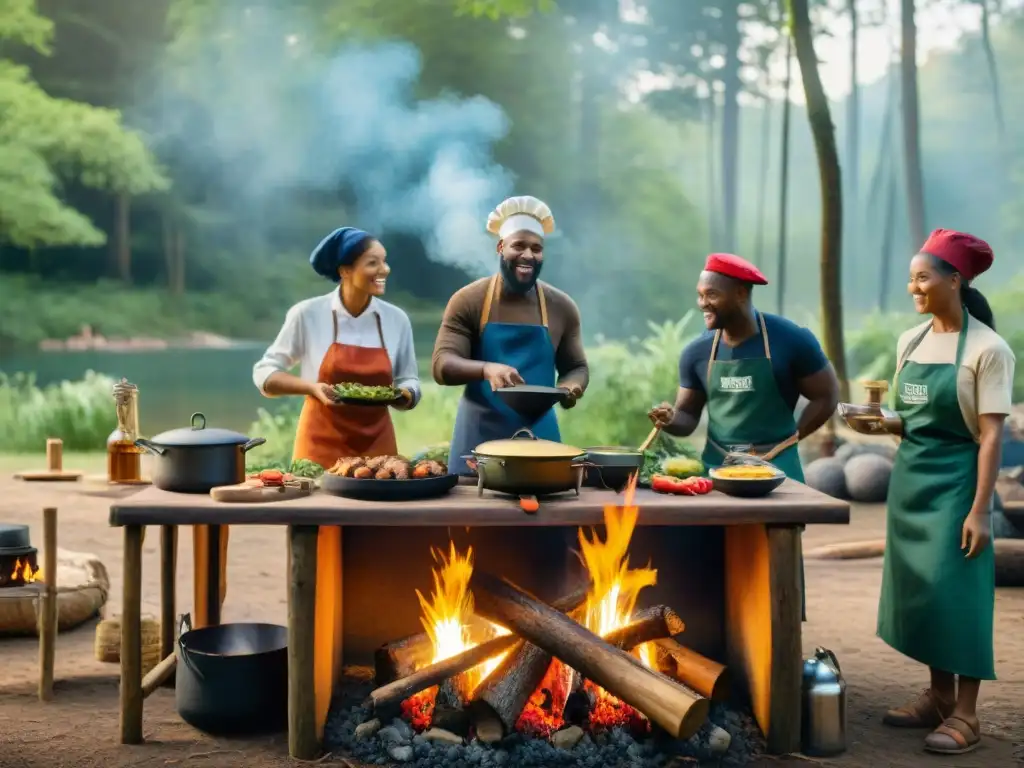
[[486, 196, 556, 240]]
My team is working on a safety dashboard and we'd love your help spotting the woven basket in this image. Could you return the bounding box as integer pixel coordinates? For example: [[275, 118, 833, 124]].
[[95, 616, 163, 674], [0, 550, 109, 637]]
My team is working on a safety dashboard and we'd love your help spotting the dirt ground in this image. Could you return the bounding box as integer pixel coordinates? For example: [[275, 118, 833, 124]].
[[1, 476, 1022, 768]]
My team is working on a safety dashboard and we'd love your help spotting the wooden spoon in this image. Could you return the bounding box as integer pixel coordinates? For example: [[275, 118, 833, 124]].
[[639, 425, 661, 453]]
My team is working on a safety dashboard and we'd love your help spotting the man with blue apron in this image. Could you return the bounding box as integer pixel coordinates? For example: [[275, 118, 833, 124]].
[[649, 253, 841, 619], [433, 196, 589, 474]]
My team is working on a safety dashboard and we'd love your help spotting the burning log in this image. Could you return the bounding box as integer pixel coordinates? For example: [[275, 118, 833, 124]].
[[468, 571, 710, 740], [470, 604, 686, 736], [652, 638, 730, 702], [365, 584, 590, 713]]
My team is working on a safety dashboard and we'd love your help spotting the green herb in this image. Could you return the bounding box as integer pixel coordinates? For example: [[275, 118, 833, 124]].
[[246, 458, 325, 478], [333, 382, 399, 401], [638, 434, 702, 486], [413, 442, 450, 465]]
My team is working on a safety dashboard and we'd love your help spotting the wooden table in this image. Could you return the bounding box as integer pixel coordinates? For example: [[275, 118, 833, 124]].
[[109, 480, 849, 759]]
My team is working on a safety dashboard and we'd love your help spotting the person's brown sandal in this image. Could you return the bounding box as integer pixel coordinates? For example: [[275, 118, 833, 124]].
[[923, 716, 981, 754], [882, 689, 954, 728]]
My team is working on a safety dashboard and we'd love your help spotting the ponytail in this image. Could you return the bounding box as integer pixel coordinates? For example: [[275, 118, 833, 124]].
[[962, 284, 995, 330]]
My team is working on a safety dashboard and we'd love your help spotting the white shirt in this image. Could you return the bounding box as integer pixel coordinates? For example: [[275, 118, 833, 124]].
[[253, 290, 421, 404]]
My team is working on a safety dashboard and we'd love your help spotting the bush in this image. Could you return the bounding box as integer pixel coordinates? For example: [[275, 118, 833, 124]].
[[0, 370, 116, 452]]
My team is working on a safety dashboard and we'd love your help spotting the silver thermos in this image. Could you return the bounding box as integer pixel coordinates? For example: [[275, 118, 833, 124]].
[[801, 647, 847, 757]]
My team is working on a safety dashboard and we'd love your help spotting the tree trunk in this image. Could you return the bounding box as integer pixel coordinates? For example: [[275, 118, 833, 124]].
[[705, 86, 720, 249], [978, 0, 1007, 152], [879, 169, 897, 312], [754, 98, 772, 265], [719, 0, 742, 252], [162, 210, 186, 297], [776, 30, 793, 315], [789, 0, 849, 402], [112, 193, 131, 283], [845, 0, 860, 283], [900, 0, 926, 247]]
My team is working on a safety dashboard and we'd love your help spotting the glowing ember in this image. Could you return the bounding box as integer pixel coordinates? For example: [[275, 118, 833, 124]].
[[516, 659, 572, 737]]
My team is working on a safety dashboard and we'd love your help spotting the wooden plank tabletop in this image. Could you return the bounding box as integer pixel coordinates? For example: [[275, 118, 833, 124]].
[[108, 480, 850, 527]]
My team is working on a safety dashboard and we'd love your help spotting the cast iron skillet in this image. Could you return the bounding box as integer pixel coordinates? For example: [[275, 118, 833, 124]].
[[320, 472, 458, 501]]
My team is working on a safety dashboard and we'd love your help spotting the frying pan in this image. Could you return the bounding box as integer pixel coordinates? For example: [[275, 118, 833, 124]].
[[320, 472, 458, 501], [496, 385, 566, 423]]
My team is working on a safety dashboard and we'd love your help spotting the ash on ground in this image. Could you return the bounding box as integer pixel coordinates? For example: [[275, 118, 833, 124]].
[[324, 676, 764, 767]]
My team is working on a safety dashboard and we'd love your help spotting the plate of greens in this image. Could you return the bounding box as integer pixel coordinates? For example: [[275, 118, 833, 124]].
[[332, 382, 402, 406]]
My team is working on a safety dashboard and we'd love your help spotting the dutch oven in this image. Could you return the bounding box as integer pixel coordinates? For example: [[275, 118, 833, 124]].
[[135, 412, 266, 494], [176, 614, 287, 735], [583, 447, 644, 492], [469, 428, 586, 496]]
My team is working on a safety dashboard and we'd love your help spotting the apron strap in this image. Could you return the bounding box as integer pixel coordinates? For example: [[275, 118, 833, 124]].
[[705, 312, 770, 383], [479, 275, 549, 331], [479, 275, 500, 332], [373, 312, 387, 351]]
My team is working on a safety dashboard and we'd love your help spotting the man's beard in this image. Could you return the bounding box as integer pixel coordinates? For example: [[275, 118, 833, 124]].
[[500, 257, 543, 294]]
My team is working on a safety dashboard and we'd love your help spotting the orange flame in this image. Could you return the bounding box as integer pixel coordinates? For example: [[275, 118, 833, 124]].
[[578, 474, 656, 665], [8, 558, 39, 584]]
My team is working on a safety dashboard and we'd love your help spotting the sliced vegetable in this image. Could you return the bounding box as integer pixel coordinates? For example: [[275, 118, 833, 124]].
[[651, 474, 713, 496], [662, 456, 705, 478], [333, 382, 399, 401]]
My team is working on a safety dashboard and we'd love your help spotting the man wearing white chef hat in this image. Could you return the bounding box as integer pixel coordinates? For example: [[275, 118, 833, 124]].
[[433, 195, 590, 474]]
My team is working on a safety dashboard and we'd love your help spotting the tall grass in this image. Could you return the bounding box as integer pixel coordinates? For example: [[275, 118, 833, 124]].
[[3, 311, 1021, 460]]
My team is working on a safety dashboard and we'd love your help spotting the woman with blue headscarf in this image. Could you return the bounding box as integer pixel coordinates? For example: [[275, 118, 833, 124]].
[[253, 227, 421, 467]]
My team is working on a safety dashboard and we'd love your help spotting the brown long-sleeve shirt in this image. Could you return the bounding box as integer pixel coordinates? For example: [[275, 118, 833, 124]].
[[432, 277, 590, 391]]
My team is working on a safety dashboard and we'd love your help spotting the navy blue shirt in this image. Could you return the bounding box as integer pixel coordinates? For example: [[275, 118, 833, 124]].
[[678, 312, 829, 411]]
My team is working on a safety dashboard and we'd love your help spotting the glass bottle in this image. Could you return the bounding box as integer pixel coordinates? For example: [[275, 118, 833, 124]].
[[107, 378, 143, 483]]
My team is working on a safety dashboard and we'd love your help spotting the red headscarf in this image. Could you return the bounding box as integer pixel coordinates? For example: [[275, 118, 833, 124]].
[[920, 229, 994, 281], [703, 253, 768, 285]]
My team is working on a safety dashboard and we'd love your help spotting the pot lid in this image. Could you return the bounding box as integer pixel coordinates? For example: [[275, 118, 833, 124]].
[[474, 428, 583, 459], [0, 524, 31, 551], [148, 412, 251, 447]]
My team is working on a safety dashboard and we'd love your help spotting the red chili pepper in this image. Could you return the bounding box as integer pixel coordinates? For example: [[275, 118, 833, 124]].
[[653, 475, 714, 495]]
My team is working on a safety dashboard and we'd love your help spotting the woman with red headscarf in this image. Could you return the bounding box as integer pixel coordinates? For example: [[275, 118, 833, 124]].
[[851, 229, 1015, 755]]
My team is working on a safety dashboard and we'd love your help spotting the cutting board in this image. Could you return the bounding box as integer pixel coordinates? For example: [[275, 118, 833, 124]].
[[210, 479, 315, 503], [13, 469, 83, 482]]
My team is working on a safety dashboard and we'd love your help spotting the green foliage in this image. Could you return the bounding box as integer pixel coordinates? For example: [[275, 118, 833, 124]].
[[0, 0, 167, 248], [0, 370, 115, 451]]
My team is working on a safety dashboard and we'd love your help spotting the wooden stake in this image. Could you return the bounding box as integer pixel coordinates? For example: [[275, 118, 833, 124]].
[[119, 525, 144, 744], [38, 507, 58, 701], [159, 526, 177, 667], [46, 439, 62, 472], [469, 572, 709, 739], [288, 525, 320, 760]]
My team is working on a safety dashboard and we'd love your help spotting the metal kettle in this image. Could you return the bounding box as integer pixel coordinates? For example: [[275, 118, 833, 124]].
[[801, 647, 847, 757]]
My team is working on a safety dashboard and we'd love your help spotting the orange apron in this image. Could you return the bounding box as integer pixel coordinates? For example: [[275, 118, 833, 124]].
[[293, 308, 398, 737]]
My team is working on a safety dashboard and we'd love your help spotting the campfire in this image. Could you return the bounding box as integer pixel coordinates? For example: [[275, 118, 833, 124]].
[[0, 554, 41, 589], [362, 477, 735, 758]]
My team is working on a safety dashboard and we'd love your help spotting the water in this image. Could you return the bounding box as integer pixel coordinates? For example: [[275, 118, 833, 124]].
[[2, 347, 273, 434], [2, 345, 436, 435]]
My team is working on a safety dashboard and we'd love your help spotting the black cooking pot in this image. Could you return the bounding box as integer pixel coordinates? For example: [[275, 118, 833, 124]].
[[583, 447, 644, 492], [135, 412, 266, 493], [176, 615, 288, 735]]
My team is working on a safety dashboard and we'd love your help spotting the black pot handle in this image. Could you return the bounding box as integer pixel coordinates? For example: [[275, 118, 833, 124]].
[[177, 613, 205, 680], [191, 412, 207, 430], [134, 438, 166, 456], [509, 428, 537, 441], [242, 437, 267, 452]]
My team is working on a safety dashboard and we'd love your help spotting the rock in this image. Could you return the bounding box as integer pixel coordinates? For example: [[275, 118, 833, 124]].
[[422, 727, 464, 746], [377, 725, 407, 745], [707, 725, 731, 754], [551, 725, 585, 751], [474, 714, 503, 744], [354, 718, 381, 741], [833, 442, 861, 464], [835, 440, 896, 464], [391, 717, 414, 740], [805, 457, 848, 499], [388, 744, 414, 763], [844, 453, 893, 503]]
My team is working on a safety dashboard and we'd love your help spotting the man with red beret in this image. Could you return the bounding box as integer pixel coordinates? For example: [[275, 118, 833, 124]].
[[649, 253, 839, 474], [649, 253, 840, 617]]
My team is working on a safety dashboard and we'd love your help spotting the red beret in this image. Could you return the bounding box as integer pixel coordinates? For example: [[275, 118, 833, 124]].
[[703, 253, 768, 285], [920, 229, 993, 281]]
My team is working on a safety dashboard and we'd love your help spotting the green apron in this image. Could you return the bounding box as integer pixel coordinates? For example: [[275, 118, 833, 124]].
[[877, 314, 996, 680], [701, 312, 806, 619]]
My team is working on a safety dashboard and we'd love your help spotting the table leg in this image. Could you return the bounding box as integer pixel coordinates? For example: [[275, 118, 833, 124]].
[[38, 506, 58, 701], [289, 525, 320, 760], [207, 525, 222, 626], [120, 525, 144, 744], [724, 524, 802, 755], [159, 525, 178, 685]]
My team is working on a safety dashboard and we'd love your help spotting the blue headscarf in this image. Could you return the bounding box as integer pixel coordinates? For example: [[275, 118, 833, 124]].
[[309, 227, 374, 282]]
